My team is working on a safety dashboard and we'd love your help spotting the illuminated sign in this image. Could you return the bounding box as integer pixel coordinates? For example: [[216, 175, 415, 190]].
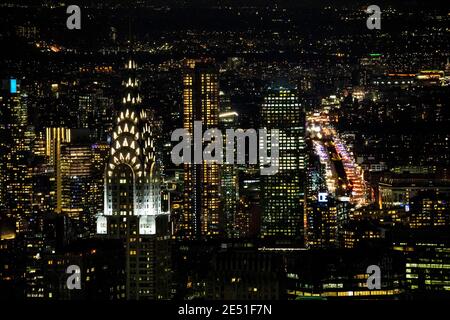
[[96, 216, 107, 234], [139, 215, 156, 235], [318, 192, 328, 202]]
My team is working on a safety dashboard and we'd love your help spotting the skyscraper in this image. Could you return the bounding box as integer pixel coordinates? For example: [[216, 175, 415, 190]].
[[180, 59, 221, 239], [96, 58, 170, 300], [60, 143, 109, 235], [61, 144, 92, 221], [78, 88, 114, 141], [304, 147, 338, 248], [1, 79, 34, 233], [219, 91, 239, 238], [260, 86, 306, 240], [45, 127, 71, 214]]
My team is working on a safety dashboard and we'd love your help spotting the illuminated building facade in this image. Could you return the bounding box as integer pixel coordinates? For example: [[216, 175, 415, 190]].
[[89, 143, 110, 234], [236, 175, 261, 238], [219, 91, 239, 238], [305, 201, 339, 248], [0, 81, 12, 210], [304, 149, 336, 248], [285, 248, 404, 300], [393, 233, 450, 298], [378, 173, 450, 209], [1, 79, 34, 233], [61, 145, 91, 221], [181, 59, 221, 239], [96, 58, 170, 300], [338, 220, 384, 249], [78, 89, 114, 141], [43, 130, 108, 235], [60, 142, 109, 233], [60, 143, 109, 235], [408, 191, 450, 229], [45, 127, 71, 214], [260, 87, 306, 240]]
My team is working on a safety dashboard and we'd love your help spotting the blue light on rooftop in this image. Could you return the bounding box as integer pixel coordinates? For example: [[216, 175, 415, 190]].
[[10, 79, 17, 93]]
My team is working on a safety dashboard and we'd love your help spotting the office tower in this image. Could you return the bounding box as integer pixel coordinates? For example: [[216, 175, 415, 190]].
[[181, 59, 221, 239], [284, 248, 403, 300], [60, 142, 109, 235], [305, 196, 339, 248], [0, 83, 9, 210], [378, 172, 450, 209], [32, 132, 47, 158], [60, 144, 95, 235], [163, 169, 184, 236], [78, 92, 94, 129], [97, 58, 170, 300], [304, 149, 338, 248], [0, 79, 34, 232], [219, 91, 239, 238], [235, 173, 261, 238], [30, 170, 54, 215], [408, 191, 450, 229], [89, 142, 110, 233], [394, 231, 450, 298], [260, 86, 306, 240], [45, 127, 71, 213], [78, 89, 114, 141], [29, 131, 53, 214]]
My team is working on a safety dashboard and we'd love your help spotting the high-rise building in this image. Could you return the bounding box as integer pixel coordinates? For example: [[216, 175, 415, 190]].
[[60, 142, 109, 231], [0, 82, 11, 210], [260, 86, 306, 240], [1, 79, 34, 233], [45, 127, 71, 213], [89, 142, 110, 234], [78, 89, 114, 141], [43, 129, 109, 234], [236, 174, 262, 238], [219, 91, 239, 238], [304, 149, 338, 248], [180, 59, 221, 239], [96, 58, 170, 300], [60, 144, 96, 234]]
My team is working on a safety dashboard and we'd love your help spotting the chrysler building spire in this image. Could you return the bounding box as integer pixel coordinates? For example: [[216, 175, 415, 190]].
[[102, 57, 160, 219], [96, 57, 167, 300]]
